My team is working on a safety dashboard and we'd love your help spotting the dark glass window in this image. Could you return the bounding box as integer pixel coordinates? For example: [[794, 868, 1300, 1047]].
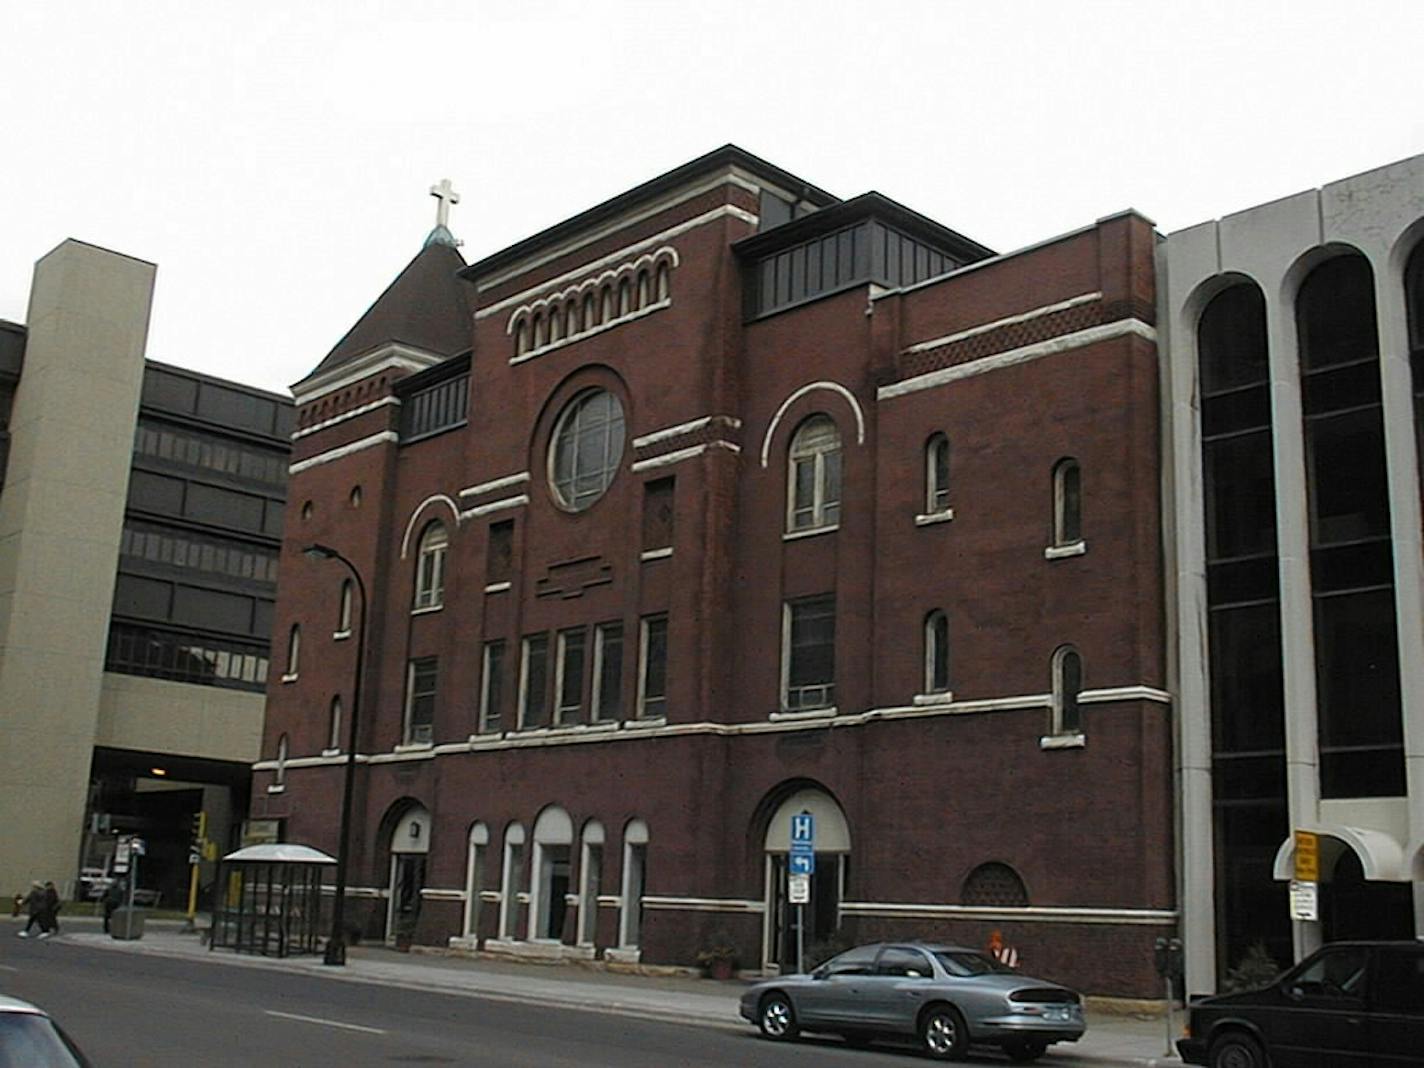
[[1053, 647, 1082, 734], [925, 611, 950, 694], [480, 640, 505, 733], [785, 596, 835, 711], [926, 434, 950, 513], [961, 862, 1029, 907], [641, 478, 675, 552], [1209, 604, 1286, 755], [1373, 949, 1424, 1014], [401, 374, 469, 440], [487, 520, 513, 584], [638, 615, 667, 719], [105, 622, 269, 691], [520, 634, 549, 729], [1297, 255, 1403, 797], [405, 657, 437, 745], [1052, 459, 1081, 545], [556, 627, 586, 726], [594, 622, 623, 721]]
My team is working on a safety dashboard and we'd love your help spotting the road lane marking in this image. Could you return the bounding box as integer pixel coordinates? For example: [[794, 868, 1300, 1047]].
[[264, 1010, 387, 1035]]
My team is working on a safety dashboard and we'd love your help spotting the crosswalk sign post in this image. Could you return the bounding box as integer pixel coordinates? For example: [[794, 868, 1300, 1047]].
[[789, 812, 815, 974]]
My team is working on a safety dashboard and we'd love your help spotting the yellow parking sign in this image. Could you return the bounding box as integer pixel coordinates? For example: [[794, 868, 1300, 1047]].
[[1294, 830, 1319, 882]]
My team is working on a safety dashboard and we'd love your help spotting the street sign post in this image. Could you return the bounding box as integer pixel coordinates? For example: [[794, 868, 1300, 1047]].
[[789, 812, 814, 974]]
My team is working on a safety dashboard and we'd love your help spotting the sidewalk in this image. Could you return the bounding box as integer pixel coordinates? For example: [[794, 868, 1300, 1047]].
[[9, 918, 1182, 1065]]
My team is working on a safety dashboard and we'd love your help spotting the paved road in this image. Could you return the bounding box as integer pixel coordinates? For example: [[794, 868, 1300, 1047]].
[[0, 936, 946, 1067]]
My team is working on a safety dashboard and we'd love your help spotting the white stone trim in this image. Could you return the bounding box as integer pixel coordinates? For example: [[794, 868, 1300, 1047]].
[[1044, 540, 1087, 559], [641, 896, 765, 913], [509, 298, 671, 365], [475, 188, 760, 304], [912, 692, 955, 706], [420, 888, 467, 902], [479, 890, 502, 903], [505, 248, 681, 333], [915, 510, 955, 527], [603, 947, 642, 964], [877, 319, 1157, 401], [289, 431, 398, 475], [280, 672, 297, 685], [292, 343, 447, 406], [399, 494, 463, 559], [768, 707, 837, 722], [459, 472, 530, 499], [782, 524, 837, 542], [410, 604, 442, 617], [596, 895, 621, 908], [639, 547, 673, 561], [903, 292, 1103, 354], [458, 494, 529, 521], [1080, 685, 1171, 705], [1040, 733, 1087, 750], [292, 396, 402, 440], [759, 381, 867, 468], [632, 415, 741, 448], [839, 901, 1178, 926], [483, 580, 512, 594], [629, 440, 739, 473]]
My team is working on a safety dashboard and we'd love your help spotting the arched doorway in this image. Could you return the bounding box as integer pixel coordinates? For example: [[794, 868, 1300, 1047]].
[[1322, 850, 1414, 943], [529, 806, 573, 942], [385, 803, 431, 947], [760, 786, 851, 973]]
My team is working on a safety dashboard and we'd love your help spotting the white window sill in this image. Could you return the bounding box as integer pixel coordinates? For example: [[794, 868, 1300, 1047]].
[[411, 604, 444, 616], [1044, 540, 1087, 560], [469, 729, 504, 743], [915, 509, 955, 527], [479, 890, 502, 903], [332, 630, 352, 641], [624, 716, 667, 730], [393, 741, 435, 753], [266, 784, 286, 795], [280, 673, 298, 684], [912, 691, 955, 706], [639, 546, 673, 561], [771, 706, 838, 721], [484, 581, 512, 594], [1039, 733, 1086, 750], [320, 748, 341, 758], [783, 524, 838, 542]]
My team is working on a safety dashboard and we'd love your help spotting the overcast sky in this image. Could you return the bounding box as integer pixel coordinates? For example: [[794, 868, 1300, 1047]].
[[3, 1, 1421, 395]]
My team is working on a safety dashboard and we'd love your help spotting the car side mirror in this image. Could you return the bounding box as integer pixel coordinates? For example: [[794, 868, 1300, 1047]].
[[1285, 984, 1305, 1002], [812, 968, 829, 981]]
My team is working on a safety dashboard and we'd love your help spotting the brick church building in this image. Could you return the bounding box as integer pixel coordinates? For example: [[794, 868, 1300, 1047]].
[[254, 146, 1173, 995]]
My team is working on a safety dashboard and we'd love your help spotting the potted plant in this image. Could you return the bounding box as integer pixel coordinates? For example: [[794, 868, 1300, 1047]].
[[696, 937, 739, 980]]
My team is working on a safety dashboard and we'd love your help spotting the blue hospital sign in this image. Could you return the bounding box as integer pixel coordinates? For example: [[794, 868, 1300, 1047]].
[[789, 852, 815, 876], [791, 813, 815, 845]]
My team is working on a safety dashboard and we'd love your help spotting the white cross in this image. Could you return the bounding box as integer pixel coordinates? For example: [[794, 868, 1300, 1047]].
[[429, 178, 460, 229]]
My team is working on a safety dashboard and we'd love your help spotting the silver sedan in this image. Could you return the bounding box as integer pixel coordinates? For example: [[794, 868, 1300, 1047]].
[[738, 941, 1085, 1062]]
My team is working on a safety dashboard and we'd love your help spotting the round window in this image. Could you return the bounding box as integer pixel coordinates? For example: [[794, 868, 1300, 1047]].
[[549, 389, 626, 511]]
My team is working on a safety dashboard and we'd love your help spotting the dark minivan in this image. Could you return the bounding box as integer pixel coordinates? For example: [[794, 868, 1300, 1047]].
[[1178, 941, 1424, 1067]]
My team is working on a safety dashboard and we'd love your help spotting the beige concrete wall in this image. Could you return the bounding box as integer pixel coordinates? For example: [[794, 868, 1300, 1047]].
[[95, 672, 265, 763], [0, 240, 154, 891]]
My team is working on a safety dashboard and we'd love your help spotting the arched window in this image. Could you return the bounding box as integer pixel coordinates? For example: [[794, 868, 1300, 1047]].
[[414, 521, 448, 610], [274, 733, 289, 788], [636, 270, 650, 309], [566, 300, 580, 335], [325, 696, 342, 751], [532, 313, 545, 349], [1297, 253, 1404, 797], [1052, 645, 1083, 736], [924, 610, 950, 695], [655, 261, 671, 302], [1052, 458, 1082, 547], [583, 292, 597, 329], [337, 580, 353, 636], [926, 433, 950, 514], [961, 861, 1029, 907], [1407, 243, 1424, 504], [578, 820, 605, 946], [548, 304, 563, 344], [530, 806, 573, 941], [500, 822, 526, 941], [549, 389, 626, 512], [284, 624, 300, 679], [617, 278, 632, 317], [601, 285, 615, 322], [619, 818, 649, 948], [514, 318, 529, 356], [464, 822, 489, 939], [787, 415, 842, 532]]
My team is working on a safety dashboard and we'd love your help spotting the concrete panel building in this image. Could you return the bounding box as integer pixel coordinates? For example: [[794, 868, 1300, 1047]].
[[1159, 156, 1424, 993], [0, 240, 293, 906]]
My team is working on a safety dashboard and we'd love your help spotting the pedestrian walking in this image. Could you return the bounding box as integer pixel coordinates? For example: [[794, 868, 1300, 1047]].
[[17, 882, 45, 937], [102, 878, 126, 934], [41, 880, 62, 937]]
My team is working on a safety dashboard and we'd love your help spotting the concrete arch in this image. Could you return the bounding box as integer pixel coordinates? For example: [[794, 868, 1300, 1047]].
[[1271, 825, 1407, 883], [761, 784, 851, 853], [503, 246, 680, 334], [532, 804, 573, 845], [1279, 240, 1374, 310], [759, 381, 866, 468], [398, 494, 461, 559]]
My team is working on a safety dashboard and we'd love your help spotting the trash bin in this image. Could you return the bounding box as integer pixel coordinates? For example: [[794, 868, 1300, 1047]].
[[110, 908, 146, 940]]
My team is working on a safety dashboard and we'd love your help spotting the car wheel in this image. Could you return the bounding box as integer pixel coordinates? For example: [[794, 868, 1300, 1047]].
[[1209, 1031, 1267, 1068], [1005, 1038, 1049, 1063], [757, 992, 798, 1041], [919, 1004, 969, 1061]]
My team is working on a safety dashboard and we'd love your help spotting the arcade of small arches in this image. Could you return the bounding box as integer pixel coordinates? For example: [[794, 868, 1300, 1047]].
[[508, 249, 677, 360]]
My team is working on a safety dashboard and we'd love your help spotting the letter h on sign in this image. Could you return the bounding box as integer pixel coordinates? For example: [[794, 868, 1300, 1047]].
[[791, 813, 814, 845]]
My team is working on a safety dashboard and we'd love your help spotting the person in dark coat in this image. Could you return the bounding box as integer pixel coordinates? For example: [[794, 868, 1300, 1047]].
[[17, 882, 45, 937], [102, 878, 126, 933], [40, 881, 61, 936]]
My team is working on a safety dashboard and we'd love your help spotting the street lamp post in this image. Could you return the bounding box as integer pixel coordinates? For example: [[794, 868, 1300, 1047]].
[[302, 542, 367, 967]]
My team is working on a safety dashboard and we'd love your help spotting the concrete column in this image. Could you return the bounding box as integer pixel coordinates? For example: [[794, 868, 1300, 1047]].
[[0, 240, 154, 891]]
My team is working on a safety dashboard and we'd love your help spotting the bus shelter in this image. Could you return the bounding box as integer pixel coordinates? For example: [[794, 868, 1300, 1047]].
[[210, 843, 335, 958]]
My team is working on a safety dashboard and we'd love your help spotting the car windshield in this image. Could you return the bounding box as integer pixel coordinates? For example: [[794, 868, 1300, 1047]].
[[932, 950, 1017, 976], [0, 1013, 90, 1068]]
